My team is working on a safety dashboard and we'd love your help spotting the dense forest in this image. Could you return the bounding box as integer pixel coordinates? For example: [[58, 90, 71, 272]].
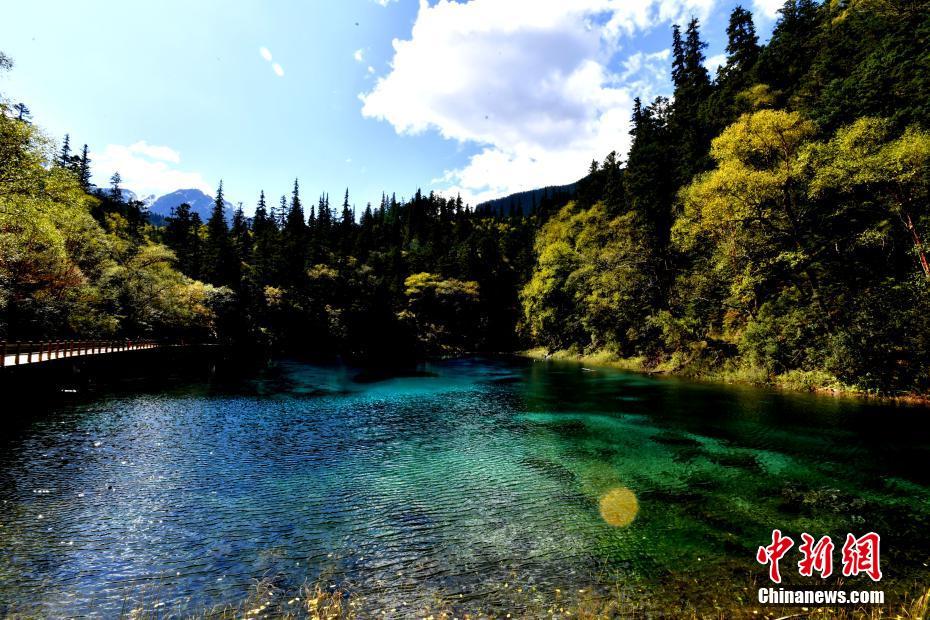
[[2, 0, 930, 395], [521, 0, 930, 395]]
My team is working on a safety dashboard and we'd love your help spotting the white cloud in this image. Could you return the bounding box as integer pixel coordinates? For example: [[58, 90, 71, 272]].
[[360, 0, 716, 205], [367, 65, 375, 74], [621, 49, 671, 103], [259, 46, 273, 62], [752, 0, 783, 19], [91, 143, 211, 196], [704, 52, 726, 75], [373, 0, 397, 5], [127, 140, 180, 164], [272, 62, 284, 77], [354, 49, 364, 62]]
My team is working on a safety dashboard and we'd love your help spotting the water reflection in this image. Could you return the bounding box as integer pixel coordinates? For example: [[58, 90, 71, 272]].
[[0, 356, 927, 616]]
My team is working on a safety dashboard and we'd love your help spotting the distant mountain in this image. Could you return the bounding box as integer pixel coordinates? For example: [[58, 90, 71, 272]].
[[146, 189, 235, 223], [90, 187, 146, 204], [475, 182, 577, 216]]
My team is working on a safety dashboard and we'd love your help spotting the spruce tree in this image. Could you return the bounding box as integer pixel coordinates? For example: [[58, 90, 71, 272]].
[[722, 6, 759, 81], [203, 181, 238, 286], [58, 134, 71, 168], [671, 24, 685, 88], [164, 203, 201, 278], [602, 151, 624, 215], [281, 179, 308, 283], [231, 202, 251, 264], [109, 172, 123, 202], [78, 144, 91, 190], [670, 18, 712, 182], [251, 190, 278, 285]]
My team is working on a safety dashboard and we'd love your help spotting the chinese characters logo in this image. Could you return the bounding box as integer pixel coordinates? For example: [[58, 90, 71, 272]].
[[756, 530, 882, 583]]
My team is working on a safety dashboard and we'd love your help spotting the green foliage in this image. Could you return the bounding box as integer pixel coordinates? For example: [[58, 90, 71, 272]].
[[520, 2, 930, 395], [0, 78, 219, 341], [7, 0, 930, 397], [738, 287, 827, 374], [521, 202, 656, 355], [401, 272, 481, 354]]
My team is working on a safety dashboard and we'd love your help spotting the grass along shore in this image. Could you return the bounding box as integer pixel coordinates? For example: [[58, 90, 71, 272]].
[[521, 348, 930, 406], [112, 577, 930, 619]]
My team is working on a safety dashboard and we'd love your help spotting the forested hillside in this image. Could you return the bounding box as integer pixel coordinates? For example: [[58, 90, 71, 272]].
[[0, 54, 220, 345], [522, 0, 930, 394], [0, 48, 535, 360], [2, 0, 929, 395]]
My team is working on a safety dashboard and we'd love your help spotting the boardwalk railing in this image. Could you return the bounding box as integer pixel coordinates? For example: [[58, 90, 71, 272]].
[[0, 340, 159, 367]]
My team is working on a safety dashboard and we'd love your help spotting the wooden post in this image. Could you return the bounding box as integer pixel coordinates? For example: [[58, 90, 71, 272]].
[[14, 342, 20, 365]]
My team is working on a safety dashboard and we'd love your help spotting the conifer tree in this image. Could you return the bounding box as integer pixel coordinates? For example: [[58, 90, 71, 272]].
[[671, 24, 685, 88], [281, 179, 308, 283], [58, 134, 71, 168], [13, 102, 30, 122], [670, 18, 712, 182], [602, 151, 624, 215], [109, 172, 123, 202], [164, 202, 202, 278], [231, 202, 251, 264], [251, 190, 278, 285], [721, 6, 759, 82], [78, 144, 91, 190], [203, 181, 238, 286]]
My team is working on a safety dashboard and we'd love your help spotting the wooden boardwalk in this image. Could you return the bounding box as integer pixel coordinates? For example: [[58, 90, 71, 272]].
[[0, 340, 159, 368]]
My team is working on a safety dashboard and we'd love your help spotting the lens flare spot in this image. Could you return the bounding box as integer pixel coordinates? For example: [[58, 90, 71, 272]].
[[599, 486, 638, 527]]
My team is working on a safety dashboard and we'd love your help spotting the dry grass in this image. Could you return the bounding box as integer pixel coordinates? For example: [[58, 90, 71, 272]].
[[111, 578, 929, 620]]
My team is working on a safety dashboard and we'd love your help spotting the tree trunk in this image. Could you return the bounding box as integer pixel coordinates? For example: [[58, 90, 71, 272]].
[[903, 211, 930, 278]]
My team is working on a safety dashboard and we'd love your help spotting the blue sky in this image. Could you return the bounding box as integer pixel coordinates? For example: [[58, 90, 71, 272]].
[[0, 0, 782, 212]]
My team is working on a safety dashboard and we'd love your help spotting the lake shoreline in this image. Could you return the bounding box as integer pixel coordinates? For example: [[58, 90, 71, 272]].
[[518, 347, 930, 408]]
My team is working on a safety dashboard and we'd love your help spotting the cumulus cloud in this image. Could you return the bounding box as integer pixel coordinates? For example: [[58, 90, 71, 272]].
[[752, 0, 783, 19], [704, 52, 726, 75], [621, 49, 672, 103], [360, 0, 716, 205], [127, 140, 181, 164], [354, 49, 364, 62], [91, 142, 211, 196]]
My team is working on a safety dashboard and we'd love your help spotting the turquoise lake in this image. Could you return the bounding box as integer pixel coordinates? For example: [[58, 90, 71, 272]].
[[1, 357, 928, 616]]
